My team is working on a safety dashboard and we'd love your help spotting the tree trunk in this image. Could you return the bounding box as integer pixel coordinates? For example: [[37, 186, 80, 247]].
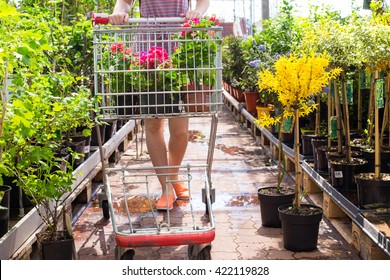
[[294, 108, 300, 208]]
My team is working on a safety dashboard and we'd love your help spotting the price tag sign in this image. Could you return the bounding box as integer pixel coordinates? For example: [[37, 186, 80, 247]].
[[334, 171, 343, 178], [281, 115, 294, 133], [376, 79, 384, 109]]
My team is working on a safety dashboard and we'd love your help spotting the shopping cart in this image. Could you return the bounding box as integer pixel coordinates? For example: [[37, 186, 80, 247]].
[[92, 13, 223, 259]]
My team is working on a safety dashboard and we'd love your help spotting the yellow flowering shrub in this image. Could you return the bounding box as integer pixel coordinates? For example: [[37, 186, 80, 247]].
[[255, 52, 341, 128]]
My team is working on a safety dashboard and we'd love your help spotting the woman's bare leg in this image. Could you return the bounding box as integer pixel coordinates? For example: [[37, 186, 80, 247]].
[[144, 119, 173, 195], [168, 118, 190, 199], [167, 118, 189, 179]]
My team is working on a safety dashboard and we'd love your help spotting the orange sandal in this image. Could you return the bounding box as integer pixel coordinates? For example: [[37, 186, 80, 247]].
[[156, 193, 177, 210], [173, 182, 189, 200]]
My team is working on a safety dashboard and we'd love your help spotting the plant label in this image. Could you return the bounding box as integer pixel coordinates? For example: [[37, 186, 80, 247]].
[[334, 171, 343, 178]]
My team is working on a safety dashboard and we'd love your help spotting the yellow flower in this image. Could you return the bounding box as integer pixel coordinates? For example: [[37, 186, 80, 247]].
[[256, 52, 341, 127]]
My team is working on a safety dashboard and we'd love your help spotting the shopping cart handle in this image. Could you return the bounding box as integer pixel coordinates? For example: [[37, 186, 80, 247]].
[[92, 12, 185, 25], [92, 12, 110, 25]]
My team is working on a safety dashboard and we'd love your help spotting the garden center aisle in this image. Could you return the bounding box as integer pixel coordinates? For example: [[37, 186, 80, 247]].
[[72, 106, 360, 260]]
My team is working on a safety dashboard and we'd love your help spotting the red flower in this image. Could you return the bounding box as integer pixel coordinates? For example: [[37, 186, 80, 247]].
[[110, 43, 124, 53]]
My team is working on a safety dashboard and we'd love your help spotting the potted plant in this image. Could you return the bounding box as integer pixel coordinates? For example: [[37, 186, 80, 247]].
[[222, 35, 245, 100], [308, 16, 370, 192], [354, 14, 390, 208], [258, 51, 340, 251], [256, 111, 295, 227], [171, 16, 221, 113], [0, 3, 97, 258]]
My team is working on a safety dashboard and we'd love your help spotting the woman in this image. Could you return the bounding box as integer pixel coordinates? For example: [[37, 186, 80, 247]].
[[109, 0, 210, 210]]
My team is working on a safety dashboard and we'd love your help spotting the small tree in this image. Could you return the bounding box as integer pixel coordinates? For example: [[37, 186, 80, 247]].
[[258, 52, 341, 208]]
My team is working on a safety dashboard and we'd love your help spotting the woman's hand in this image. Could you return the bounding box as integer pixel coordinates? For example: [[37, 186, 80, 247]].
[[181, 10, 202, 19], [109, 12, 129, 25]]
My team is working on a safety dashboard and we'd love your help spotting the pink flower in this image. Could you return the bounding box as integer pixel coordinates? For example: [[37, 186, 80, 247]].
[[123, 48, 132, 55], [191, 18, 200, 25], [138, 47, 170, 69]]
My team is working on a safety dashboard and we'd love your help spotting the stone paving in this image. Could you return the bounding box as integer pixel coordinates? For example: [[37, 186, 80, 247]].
[[72, 106, 360, 260]]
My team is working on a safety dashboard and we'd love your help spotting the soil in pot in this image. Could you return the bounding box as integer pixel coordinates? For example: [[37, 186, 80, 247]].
[[278, 204, 323, 252], [325, 149, 362, 177], [257, 187, 295, 228], [355, 173, 390, 209], [329, 157, 368, 192]]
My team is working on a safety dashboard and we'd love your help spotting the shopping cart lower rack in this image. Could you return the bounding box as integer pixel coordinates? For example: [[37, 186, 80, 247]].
[[105, 164, 215, 260]]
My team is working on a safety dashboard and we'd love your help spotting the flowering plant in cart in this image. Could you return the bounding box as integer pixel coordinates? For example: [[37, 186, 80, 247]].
[[106, 43, 181, 92], [172, 16, 220, 87]]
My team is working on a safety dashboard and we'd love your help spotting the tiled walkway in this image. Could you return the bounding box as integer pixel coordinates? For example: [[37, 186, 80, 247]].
[[72, 106, 360, 260]]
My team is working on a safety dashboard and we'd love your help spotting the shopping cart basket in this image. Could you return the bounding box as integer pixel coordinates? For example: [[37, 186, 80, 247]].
[[92, 14, 222, 260]]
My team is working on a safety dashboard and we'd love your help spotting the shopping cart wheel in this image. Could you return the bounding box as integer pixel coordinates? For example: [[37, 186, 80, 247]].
[[115, 246, 135, 260], [188, 244, 212, 260], [121, 249, 135, 260], [102, 200, 110, 219]]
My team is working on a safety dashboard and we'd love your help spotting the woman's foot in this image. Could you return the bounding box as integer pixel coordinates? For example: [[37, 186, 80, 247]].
[[173, 182, 189, 200], [156, 192, 177, 210]]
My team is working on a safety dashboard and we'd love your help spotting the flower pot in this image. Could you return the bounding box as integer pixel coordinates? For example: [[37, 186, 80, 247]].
[[141, 92, 182, 115], [317, 146, 331, 173], [243, 91, 259, 116], [326, 150, 362, 178], [278, 204, 323, 252], [355, 173, 390, 209], [300, 134, 324, 157], [361, 149, 390, 173], [69, 139, 86, 168], [256, 106, 273, 119], [257, 187, 295, 228], [116, 94, 139, 116], [38, 231, 74, 260], [236, 88, 245, 102], [90, 123, 106, 146], [182, 84, 213, 113], [329, 158, 368, 192], [70, 134, 91, 159], [0, 185, 12, 238], [3, 176, 33, 215], [311, 137, 327, 168]]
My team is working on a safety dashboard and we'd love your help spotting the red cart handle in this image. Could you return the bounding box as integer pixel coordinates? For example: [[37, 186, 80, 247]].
[[92, 12, 109, 25], [92, 12, 186, 25]]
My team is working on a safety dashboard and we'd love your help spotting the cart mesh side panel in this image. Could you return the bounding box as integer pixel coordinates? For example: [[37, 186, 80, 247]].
[[93, 22, 223, 120]]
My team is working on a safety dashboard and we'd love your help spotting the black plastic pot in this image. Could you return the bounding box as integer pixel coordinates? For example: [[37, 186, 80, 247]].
[[301, 134, 319, 157], [71, 134, 91, 159], [69, 139, 86, 168], [278, 204, 323, 252], [329, 158, 368, 192], [141, 92, 182, 115], [39, 231, 74, 260], [90, 124, 106, 146], [361, 149, 390, 173], [257, 187, 295, 228], [311, 137, 327, 169], [0, 185, 12, 238], [355, 173, 390, 209], [317, 146, 332, 173]]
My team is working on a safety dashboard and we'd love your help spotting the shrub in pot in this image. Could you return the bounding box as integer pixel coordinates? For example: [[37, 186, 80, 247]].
[[258, 51, 340, 251]]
